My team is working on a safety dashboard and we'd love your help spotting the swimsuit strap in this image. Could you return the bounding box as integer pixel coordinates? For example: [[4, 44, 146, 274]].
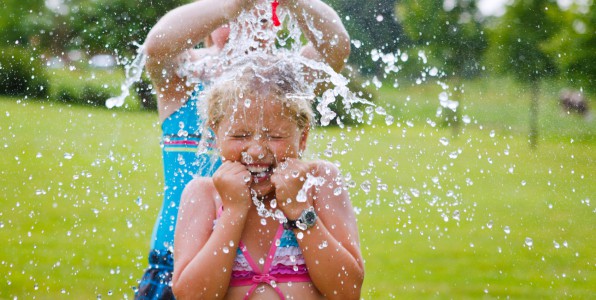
[[237, 224, 286, 300], [220, 204, 310, 299]]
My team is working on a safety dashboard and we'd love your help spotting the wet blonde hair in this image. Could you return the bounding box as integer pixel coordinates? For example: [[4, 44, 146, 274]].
[[205, 57, 314, 131]]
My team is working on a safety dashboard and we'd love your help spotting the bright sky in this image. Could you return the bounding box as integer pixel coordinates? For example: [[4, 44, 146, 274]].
[[477, 0, 592, 16], [477, 0, 511, 16]]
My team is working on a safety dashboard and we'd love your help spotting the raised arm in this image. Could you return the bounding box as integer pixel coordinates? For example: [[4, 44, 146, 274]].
[[282, 0, 351, 72], [143, 0, 257, 120], [144, 0, 255, 78]]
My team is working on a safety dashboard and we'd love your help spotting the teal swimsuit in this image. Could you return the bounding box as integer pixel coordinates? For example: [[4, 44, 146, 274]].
[[136, 84, 221, 299], [152, 85, 220, 250]]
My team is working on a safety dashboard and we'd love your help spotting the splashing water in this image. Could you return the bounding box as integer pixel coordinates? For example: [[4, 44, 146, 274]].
[[107, 2, 372, 120], [105, 44, 146, 108], [107, 2, 376, 222]]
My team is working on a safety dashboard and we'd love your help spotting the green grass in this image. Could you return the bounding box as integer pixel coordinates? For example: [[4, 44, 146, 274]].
[[1, 76, 595, 299]]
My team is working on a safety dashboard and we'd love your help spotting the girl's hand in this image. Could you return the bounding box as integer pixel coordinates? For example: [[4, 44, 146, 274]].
[[212, 161, 252, 211], [271, 158, 314, 219]]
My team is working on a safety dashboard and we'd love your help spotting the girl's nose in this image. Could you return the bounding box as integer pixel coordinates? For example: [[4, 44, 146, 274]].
[[245, 136, 269, 159]]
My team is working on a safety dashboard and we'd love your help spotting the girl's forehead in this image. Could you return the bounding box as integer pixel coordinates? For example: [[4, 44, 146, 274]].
[[229, 96, 284, 113], [223, 100, 296, 129]]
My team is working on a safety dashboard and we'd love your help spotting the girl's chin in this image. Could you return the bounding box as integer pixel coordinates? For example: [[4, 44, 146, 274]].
[[250, 182, 274, 198]]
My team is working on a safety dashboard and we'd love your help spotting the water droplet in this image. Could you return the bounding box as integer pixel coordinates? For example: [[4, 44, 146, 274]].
[[258, 258, 265, 265], [244, 98, 251, 108], [385, 115, 394, 125], [487, 220, 493, 229], [333, 187, 342, 196], [504, 226, 511, 234], [375, 106, 386, 116], [260, 218, 267, 226], [553, 241, 560, 249], [400, 52, 409, 62], [223, 246, 230, 254], [525, 237, 533, 247], [318, 240, 328, 249], [429, 67, 438, 76], [360, 180, 371, 194], [296, 232, 304, 239], [63, 153, 73, 159], [376, 14, 384, 22], [439, 137, 449, 146]]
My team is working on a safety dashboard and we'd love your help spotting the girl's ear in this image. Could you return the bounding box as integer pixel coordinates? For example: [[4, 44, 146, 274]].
[[299, 125, 310, 155]]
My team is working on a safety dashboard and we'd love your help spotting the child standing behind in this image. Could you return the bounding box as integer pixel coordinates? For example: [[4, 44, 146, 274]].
[[172, 58, 364, 299]]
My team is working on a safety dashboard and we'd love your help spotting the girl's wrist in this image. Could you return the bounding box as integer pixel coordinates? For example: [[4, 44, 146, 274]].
[[281, 202, 311, 220]]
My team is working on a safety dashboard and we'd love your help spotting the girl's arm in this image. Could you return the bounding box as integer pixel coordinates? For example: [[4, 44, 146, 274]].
[[143, 0, 256, 121], [144, 0, 255, 82], [273, 160, 364, 299], [172, 165, 252, 299], [282, 0, 351, 72]]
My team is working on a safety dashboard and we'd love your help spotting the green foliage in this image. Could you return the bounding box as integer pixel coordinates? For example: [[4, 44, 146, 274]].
[[0, 46, 49, 98], [396, 0, 488, 79], [0, 0, 48, 46], [326, 0, 409, 75], [134, 76, 157, 110], [486, 0, 559, 83], [54, 82, 113, 107], [70, 0, 186, 56], [48, 66, 130, 107], [542, 4, 595, 92]]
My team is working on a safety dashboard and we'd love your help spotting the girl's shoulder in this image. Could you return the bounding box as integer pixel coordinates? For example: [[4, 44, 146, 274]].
[[181, 177, 220, 211]]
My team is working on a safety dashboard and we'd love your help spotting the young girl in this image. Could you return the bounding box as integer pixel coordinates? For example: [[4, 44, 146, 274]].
[[172, 59, 364, 299], [136, 0, 351, 297]]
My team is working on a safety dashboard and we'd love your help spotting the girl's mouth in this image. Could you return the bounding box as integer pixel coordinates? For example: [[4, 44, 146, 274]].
[[246, 165, 273, 184]]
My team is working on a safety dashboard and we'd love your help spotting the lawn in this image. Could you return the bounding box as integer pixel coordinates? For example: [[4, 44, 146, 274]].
[[1, 76, 594, 299]]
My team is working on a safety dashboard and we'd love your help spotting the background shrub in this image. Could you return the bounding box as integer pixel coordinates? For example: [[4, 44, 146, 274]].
[[0, 47, 49, 98]]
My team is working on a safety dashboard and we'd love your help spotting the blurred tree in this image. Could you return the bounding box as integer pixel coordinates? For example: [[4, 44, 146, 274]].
[[542, 3, 595, 93], [68, 0, 186, 56], [486, 0, 559, 148], [0, 0, 48, 47], [396, 0, 487, 78], [326, 0, 409, 76], [396, 0, 488, 133]]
